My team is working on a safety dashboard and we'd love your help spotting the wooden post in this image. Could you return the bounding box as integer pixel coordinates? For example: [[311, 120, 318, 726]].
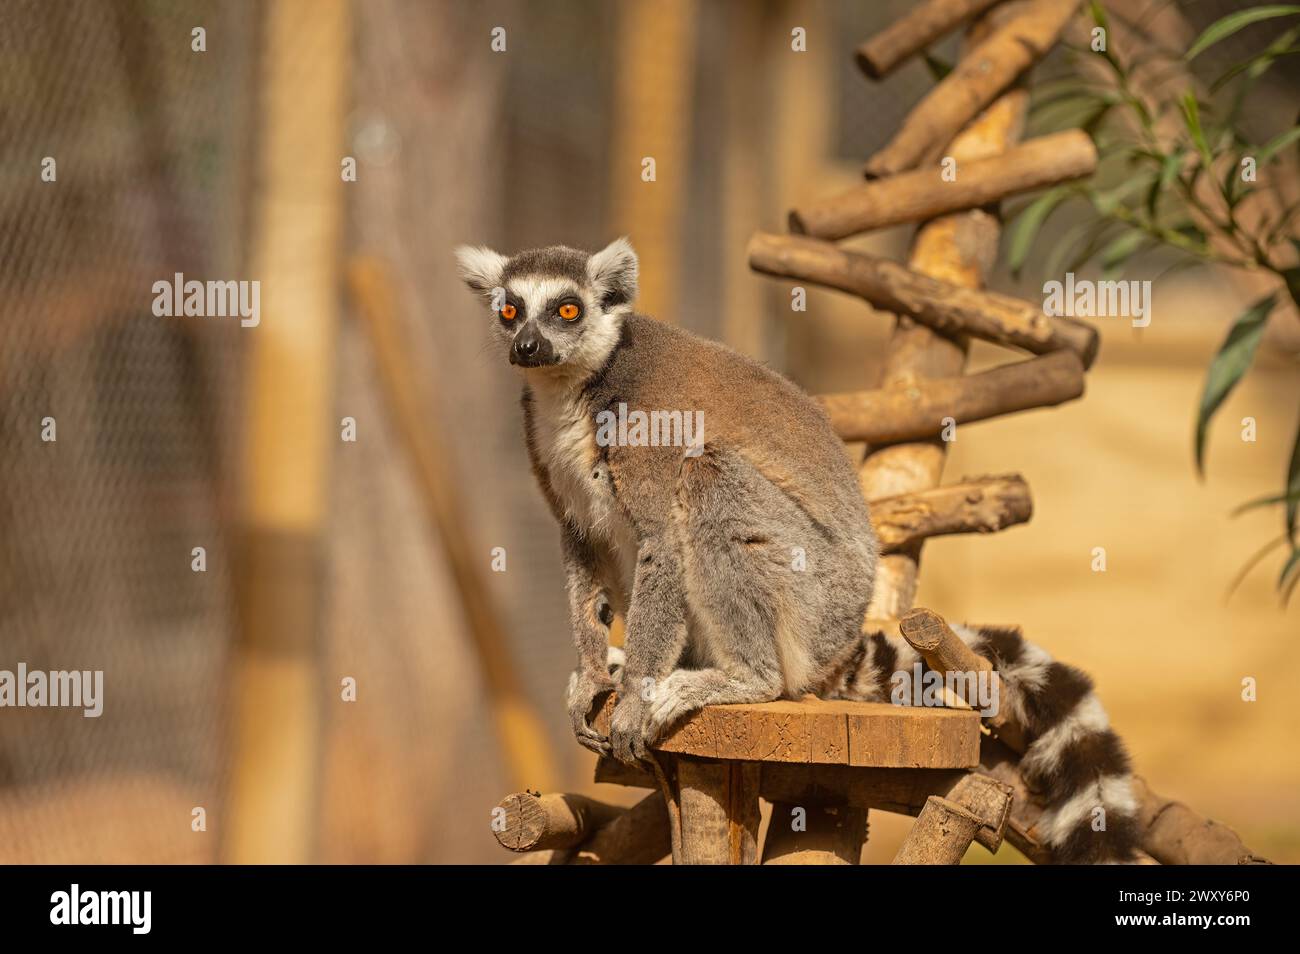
[[222, 0, 350, 865], [791, 130, 1097, 239], [859, 4, 1031, 621], [676, 758, 761, 865], [762, 804, 869, 865], [891, 796, 983, 864]]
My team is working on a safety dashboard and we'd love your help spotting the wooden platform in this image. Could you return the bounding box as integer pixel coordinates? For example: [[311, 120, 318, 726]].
[[595, 696, 980, 769]]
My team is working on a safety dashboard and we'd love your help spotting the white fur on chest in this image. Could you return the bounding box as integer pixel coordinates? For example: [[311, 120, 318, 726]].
[[530, 386, 635, 563]]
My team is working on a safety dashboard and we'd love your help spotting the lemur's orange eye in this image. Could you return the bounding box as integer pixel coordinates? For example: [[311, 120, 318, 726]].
[[500, 303, 517, 320], [558, 303, 581, 321]]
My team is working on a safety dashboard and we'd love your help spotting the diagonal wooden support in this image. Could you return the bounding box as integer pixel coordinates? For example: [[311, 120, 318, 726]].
[[749, 233, 1098, 366], [856, 0, 1005, 78]]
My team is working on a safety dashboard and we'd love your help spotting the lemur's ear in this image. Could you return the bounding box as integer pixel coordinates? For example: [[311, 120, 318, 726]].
[[454, 245, 508, 298], [587, 237, 638, 308]]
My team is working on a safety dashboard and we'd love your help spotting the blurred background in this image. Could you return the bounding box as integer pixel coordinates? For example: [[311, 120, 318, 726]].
[[0, 0, 1296, 865]]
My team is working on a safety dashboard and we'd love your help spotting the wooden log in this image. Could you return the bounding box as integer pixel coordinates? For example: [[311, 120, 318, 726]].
[[570, 792, 673, 865], [855, 0, 1006, 78], [822, 350, 1086, 445], [592, 695, 980, 768], [677, 758, 760, 864], [1132, 776, 1271, 866], [892, 796, 984, 864], [748, 232, 1098, 366], [793, 130, 1095, 239], [945, 772, 1014, 852], [871, 474, 1032, 552], [594, 755, 656, 789], [492, 792, 624, 852], [900, 607, 1027, 752], [863, 0, 1081, 177], [762, 804, 868, 865]]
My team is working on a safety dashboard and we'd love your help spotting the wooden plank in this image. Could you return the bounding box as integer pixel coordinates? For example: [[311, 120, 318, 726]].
[[594, 696, 979, 768]]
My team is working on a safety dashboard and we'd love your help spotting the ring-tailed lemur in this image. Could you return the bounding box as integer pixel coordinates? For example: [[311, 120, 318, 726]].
[[456, 238, 1139, 864]]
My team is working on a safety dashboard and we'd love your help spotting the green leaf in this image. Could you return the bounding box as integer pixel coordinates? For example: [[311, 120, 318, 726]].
[[1211, 25, 1300, 92], [922, 51, 952, 82], [1148, 148, 1185, 219], [1279, 546, 1300, 600], [1186, 5, 1300, 61], [1286, 418, 1300, 539], [1087, 0, 1108, 30], [1195, 294, 1277, 475], [1007, 187, 1072, 276], [1099, 229, 1149, 279], [1256, 125, 1300, 164], [1231, 488, 1300, 516], [1180, 93, 1215, 173]]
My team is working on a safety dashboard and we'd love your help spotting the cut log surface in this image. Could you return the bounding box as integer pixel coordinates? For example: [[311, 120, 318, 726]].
[[821, 350, 1086, 445], [492, 792, 623, 852], [856, 0, 1006, 78], [864, 0, 1082, 176], [792, 130, 1096, 239], [594, 696, 979, 768], [891, 796, 984, 864], [871, 474, 1033, 552], [748, 232, 1098, 367]]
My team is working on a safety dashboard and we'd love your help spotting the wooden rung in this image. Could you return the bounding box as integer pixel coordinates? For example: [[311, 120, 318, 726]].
[[820, 350, 1085, 445], [863, 0, 1081, 177], [492, 792, 623, 852], [871, 474, 1032, 553], [855, 0, 1004, 79], [791, 131, 1096, 240], [748, 232, 1097, 367], [594, 696, 980, 769]]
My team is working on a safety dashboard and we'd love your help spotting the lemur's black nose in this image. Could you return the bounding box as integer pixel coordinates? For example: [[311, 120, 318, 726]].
[[511, 323, 552, 366]]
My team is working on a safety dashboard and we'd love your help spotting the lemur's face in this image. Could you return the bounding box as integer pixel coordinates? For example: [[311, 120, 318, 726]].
[[455, 239, 638, 377]]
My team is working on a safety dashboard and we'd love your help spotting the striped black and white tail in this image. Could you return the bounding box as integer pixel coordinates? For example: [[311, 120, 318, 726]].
[[830, 623, 1141, 864]]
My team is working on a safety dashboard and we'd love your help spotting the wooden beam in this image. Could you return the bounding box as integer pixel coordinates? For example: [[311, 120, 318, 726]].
[[856, 0, 1006, 78], [822, 350, 1085, 445], [492, 792, 624, 853], [749, 232, 1098, 366], [594, 696, 980, 768], [864, 0, 1081, 177], [1132, 776, 1272, 866], [871, 474, 1033, 552], [570, 792, 673, 865], [792, 130, 1095, 239]]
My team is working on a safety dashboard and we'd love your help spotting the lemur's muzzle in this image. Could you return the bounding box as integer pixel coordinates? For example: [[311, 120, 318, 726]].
[[510, 322, 558, 367]]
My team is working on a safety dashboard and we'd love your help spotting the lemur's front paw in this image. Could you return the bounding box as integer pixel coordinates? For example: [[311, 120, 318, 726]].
[[565, 669, 614, 757], [609, 695, 650, 766], [644, 670, 696, 742]]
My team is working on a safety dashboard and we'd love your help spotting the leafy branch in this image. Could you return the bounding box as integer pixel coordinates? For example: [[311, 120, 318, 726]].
[[1008, 1, 1300, 601]]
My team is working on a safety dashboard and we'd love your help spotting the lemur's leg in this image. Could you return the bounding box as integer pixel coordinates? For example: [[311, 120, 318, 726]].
[[608, 535, 689, 765], [638, 449, 791, 743], [561, 527, 618, 756]]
